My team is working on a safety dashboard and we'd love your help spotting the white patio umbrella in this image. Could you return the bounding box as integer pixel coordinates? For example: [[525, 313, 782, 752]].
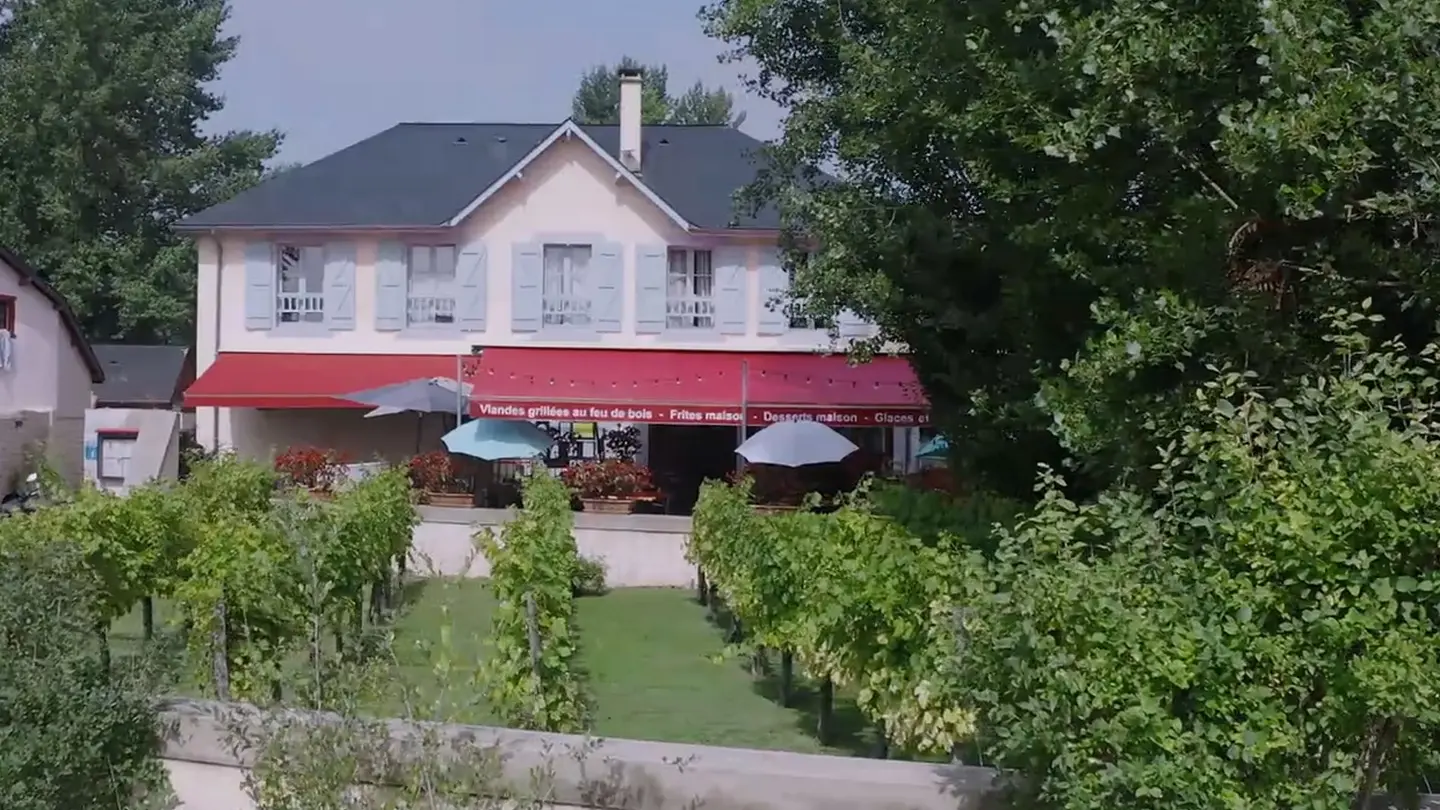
[[735, 420, 859, 467]]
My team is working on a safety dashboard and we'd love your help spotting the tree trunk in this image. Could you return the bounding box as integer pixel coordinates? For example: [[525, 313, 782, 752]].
[[779, 650, 794, 706], [817, 678, 835, 745], [141, 596, 155, 641], [96, 622, 110, 675]]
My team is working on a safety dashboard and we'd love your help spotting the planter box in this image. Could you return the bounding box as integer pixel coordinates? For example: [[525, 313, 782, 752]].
[[581, 498, 638, 515], [425, 491, 473, 508]]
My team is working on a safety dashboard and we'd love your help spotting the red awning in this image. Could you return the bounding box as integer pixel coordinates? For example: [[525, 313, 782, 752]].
[[186, 348, 929, 426], [184, 352, 458, 408], [465, 347, 928, 427]]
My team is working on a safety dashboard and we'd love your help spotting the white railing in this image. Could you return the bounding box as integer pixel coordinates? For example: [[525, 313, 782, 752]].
[[407, 295, 456, 326], [666, 297, 715, 329], [543, 295, 592, 327], [277, 293, 324, 324]]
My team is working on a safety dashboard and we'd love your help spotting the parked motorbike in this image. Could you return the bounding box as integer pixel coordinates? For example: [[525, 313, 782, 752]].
[[0, 472, 42, 516]]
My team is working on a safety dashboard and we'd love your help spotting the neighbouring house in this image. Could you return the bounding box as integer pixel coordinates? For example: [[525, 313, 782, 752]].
[[178, 69, 928, 509], [0, 246, 105, 489], [84, 344, 196, 494]]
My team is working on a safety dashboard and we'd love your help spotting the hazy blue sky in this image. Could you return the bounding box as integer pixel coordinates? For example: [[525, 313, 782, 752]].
[[207, 0, 785, 164]]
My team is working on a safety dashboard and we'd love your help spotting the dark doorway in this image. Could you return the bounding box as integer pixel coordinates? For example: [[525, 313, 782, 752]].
[[648, 424, 738, 514]]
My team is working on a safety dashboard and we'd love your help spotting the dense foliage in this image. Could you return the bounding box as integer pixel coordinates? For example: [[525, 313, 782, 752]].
[[0, 453, 416, 702], [690, 479, 1009, 754], [0, 532, 169, 810], [0, 0, 277, 342], [571, 55, 739, 126], [951, 317, 1440, 810], [475, 469, 588, 732], [704, 0, 1440, 496]]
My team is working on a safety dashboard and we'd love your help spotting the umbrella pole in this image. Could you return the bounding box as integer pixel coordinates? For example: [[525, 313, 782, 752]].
[[455, 352, 463, 425]]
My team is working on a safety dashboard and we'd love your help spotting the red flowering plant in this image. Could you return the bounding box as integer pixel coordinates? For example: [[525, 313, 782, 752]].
[[274, 446, 349, 492], [560, 460, 653, 500], [406, 450, 467, 493]]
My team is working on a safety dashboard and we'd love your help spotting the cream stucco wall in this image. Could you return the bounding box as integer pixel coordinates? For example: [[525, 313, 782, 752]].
[[198, 137, 855, 360], [0, 258, 93, 486]]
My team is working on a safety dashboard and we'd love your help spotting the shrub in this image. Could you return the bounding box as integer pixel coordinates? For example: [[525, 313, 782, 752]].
[[474, 469, 587, 731], [560, 459, 652, 499], [274, 446, 348, 491], [954, 314, 1440, 810], [866, 479, 1019, 552], [0, 534, 170, 810], [571, 555, 608, 597]]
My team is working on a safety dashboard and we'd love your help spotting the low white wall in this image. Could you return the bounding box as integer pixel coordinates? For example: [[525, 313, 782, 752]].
[[411, 506, 695, 588], [159, 698, 999, 810]]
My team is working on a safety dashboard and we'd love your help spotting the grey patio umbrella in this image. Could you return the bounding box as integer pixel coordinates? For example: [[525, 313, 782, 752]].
[[341, 377, 473, 415]]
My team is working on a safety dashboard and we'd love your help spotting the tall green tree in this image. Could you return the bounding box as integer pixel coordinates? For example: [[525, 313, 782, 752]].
[[571, 56, 739, 126], [704, 0, 1440, 496], [0, 0, 278, 344]]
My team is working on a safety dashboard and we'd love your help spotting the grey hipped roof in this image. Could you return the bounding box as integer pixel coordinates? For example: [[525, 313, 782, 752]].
[[92, 344, 193, 407], [176, 122, 781, 231]]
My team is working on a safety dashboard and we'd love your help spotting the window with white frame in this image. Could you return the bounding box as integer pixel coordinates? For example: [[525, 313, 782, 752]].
[[276, 245, 325, 324], [786, 253, 832, 330], [97, 432, 138, 483], [666, 248, 714, 329], [542, 244, 592, 327], [407, 244, 458, 326]]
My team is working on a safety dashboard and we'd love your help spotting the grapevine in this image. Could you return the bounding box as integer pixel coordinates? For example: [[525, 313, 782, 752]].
[[474, 469, 588, 732], [690, 477, 992, 754]]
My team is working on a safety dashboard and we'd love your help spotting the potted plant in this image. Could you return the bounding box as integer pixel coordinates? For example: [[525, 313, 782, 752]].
[[274, 446, 348, 497], [406, 450, 471, 508], [560, 459, 653, 514]]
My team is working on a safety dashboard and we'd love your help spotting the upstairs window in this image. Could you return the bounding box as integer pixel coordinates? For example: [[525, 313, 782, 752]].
[[276, 245, 325, 324], [407, 245, 458, 326], [542, 244, 592, 327], [0, 295, 14, 333], [666, 248, 714, 329]]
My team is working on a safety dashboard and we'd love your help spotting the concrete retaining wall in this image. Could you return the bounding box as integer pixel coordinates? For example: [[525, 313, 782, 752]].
[[159, 698, 998, 810], [159, 699, 1440, 810], [411, 506, 694, 588]]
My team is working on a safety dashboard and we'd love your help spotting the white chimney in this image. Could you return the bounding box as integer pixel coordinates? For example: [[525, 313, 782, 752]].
[[618, 67, 642, 173]]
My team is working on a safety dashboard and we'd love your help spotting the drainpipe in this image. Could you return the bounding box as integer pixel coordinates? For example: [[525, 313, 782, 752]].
[[210, 233, 223, 451]]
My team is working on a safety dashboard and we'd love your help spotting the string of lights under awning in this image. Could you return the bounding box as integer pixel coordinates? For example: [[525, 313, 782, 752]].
[[185, 348, 929, 427]]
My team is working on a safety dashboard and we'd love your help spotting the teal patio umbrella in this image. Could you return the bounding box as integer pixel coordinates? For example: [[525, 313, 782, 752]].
[[917, 434, 949, 460], [441, 419, 554, 461]]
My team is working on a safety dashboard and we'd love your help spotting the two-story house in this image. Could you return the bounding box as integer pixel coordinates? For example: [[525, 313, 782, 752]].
[[179, 70, 928, 484]]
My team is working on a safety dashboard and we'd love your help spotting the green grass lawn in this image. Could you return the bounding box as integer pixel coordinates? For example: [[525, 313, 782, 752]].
[[111, 580, 875, 755]]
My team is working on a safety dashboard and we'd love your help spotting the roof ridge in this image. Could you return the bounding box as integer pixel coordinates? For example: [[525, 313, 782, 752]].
[[393, 121, 561, 127], [390, 121, 742, 129]]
